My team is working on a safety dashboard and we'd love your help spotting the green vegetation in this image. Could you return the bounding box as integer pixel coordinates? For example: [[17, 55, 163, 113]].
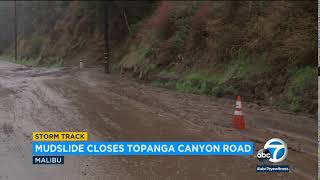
[[286, 66, 317, 112], [158, 50, 269, 98], [11, 57, 35, 66], [175, 72, 212, 95], [118, 44, 152, 69]]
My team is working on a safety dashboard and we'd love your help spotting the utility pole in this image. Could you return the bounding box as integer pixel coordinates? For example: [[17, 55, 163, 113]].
[[104, 1, 110, 74], [14, 0, 17, 61]]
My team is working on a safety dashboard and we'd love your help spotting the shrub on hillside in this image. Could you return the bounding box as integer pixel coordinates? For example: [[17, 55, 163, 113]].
[[286, 66, 317, 112]]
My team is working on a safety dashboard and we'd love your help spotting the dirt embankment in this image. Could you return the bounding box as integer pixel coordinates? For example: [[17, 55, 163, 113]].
[[2, 1, 317, 114], [111, 1, 317, 114], [6, 1, 104, 67]]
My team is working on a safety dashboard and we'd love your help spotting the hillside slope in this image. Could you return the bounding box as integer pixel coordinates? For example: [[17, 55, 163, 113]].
[[112, 1, 317, 114], [1, 1, 317, 114]]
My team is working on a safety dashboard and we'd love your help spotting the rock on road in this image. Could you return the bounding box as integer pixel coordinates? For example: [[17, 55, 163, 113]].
[[0, 59, 317, 180]]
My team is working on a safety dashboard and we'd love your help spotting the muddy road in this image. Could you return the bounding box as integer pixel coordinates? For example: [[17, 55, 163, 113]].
[[0, 59, 317, 180]]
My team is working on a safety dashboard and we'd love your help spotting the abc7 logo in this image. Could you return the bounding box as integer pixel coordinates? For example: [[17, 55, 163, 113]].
[[257, 138, 288, 163]]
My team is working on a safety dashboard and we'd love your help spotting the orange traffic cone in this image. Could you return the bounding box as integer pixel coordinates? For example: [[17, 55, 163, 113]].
[[232, 96, 245, 129]]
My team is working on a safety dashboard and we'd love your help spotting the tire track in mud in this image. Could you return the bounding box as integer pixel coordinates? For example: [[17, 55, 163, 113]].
[[0, 62, 120, 180]]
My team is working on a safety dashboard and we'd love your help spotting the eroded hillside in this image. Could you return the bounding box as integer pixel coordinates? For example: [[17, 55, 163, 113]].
[[0, 1, 317, 114]]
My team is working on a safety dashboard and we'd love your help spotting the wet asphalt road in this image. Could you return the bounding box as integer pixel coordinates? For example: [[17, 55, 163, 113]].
[[0, 59, 317, 180]]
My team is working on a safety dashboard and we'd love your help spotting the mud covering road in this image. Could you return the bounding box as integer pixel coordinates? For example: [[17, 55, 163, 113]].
[[0, 59, 317, 180]]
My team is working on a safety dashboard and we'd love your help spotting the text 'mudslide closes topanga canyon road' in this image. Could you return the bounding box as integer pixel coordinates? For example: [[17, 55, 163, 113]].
[[32, 142, 253, 155]]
